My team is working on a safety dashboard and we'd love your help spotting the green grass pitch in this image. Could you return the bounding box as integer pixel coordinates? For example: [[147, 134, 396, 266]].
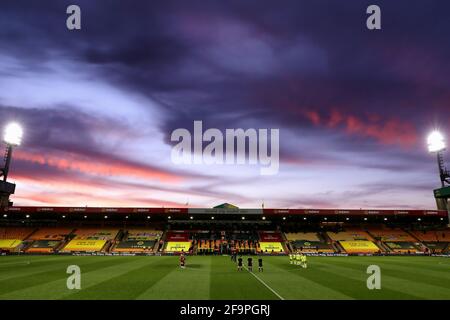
[[0, 255, 449, 300]]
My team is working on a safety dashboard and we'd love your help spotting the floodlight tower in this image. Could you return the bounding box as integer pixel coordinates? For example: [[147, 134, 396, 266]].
[[427, 130, 450, 214], [0, 123, 23, 207], [427, 131, 449, 187]]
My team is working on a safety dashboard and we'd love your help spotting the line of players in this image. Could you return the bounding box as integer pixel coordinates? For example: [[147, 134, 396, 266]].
[[290, 253, 307, 268], [179, 251, 264, 271], [231, 252, 263, 272], [179, 251, 306, 270]]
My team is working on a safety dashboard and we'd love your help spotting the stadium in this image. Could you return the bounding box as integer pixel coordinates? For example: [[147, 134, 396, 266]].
[[1, 1, 450, 307], [1, 123, 450, 300]]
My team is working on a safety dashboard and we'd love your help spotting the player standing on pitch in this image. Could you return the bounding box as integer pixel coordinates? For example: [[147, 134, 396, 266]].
[[258, 256, 263, 272], [302, 254, 308, 269], [237, 256, 243, 271], [247, 256, 253, 271], [180, 252, 186, 269]]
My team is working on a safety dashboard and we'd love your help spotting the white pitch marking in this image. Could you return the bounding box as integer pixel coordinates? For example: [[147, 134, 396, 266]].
[[244, 266, 285, 300]]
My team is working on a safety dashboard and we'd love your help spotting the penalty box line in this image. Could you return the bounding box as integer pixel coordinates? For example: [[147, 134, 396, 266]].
[[243, 266, 285, 300]]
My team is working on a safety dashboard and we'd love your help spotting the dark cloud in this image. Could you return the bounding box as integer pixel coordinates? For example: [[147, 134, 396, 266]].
[[0, 105, 205, 183], [1, 1, 449, 207]]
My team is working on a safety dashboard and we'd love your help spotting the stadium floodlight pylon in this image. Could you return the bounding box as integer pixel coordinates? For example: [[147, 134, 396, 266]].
[[427, 130, 449, 188], [1, 123, 23, 182], [428, 131, 450, 218], [0, 123, 23, 207]]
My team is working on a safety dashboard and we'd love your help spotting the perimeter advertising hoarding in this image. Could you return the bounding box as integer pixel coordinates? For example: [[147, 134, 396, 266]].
[[188, 208, 263, 215]]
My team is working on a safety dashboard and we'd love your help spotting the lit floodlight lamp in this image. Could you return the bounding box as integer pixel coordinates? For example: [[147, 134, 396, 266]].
[[3, 123, 23, 146], [427, 130, 445, 153], [2, 123, 24, 182]]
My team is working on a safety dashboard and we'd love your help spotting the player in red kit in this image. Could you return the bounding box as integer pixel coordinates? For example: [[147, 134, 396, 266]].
[[180, 252, 186, 269]]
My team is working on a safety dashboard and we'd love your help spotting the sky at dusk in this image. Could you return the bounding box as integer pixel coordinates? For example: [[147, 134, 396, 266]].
[[1, 0, 450, 209]]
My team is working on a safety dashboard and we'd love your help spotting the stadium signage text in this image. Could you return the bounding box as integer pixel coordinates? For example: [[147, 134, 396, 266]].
[[171, 121, 279, 175]]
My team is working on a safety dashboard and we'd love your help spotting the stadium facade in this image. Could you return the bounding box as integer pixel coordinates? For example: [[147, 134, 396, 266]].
[[1, 204, 449, 256]]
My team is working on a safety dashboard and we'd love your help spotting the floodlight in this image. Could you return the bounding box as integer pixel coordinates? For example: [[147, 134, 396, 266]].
[[3, 123, 23, 146], [427, 130, 445, 153]]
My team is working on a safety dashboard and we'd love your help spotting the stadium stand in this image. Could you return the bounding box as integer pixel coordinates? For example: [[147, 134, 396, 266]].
[[327, 229, 374, 241], [0, 239, 23, 251], [27, 227, 74, 240], [367, 228, 415, 242], [411, 229, 450, 242], [253, 231, 286, 254], [0, 227, 35, 252], [411, 229, 450, 253], [285, 232, 320, 242], [0, 227, 35, 240], [1, 222, 449, 256], [26, 227, 74, 253], [62, 228, 119, 252], [259, 242, 284, 253], [197, 239, 226, 254], [339, 240, 380, 254], [367, 228, 423, 254], [327, 229, 380, 254], [164, 231, 192, 253], [286, 232, 335, 253], [258, 231, 285, 254], [113, 229, 162, 253]]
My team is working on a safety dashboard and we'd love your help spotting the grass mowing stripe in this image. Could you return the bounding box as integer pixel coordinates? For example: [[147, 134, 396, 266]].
[[209, 256, 276, 300], [0, 256, 73, 265], [289, 258, 422, 299], [0, 256, 135, 298], [244, 265, 284, 300], [277, 260, 377, 299], [136, 255, 211, 300], [1, 256, 449, 300], [312, 259, 447, 299], [0, 256, 99, 288], [261, 258, 353, 300], [328, 257, 450, 289], [3, 257, 159, 300], [336, 256, 450, 272], [63, 256, 175, 300], [0, 256, 85, 281]]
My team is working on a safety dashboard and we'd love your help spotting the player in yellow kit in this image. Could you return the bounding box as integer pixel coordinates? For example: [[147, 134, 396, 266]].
[[296, 253, 301, 266], [301, 253, 307, 269]]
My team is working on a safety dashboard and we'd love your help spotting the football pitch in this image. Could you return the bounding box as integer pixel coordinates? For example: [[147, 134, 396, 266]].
[[0, 255, 449, 300]]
